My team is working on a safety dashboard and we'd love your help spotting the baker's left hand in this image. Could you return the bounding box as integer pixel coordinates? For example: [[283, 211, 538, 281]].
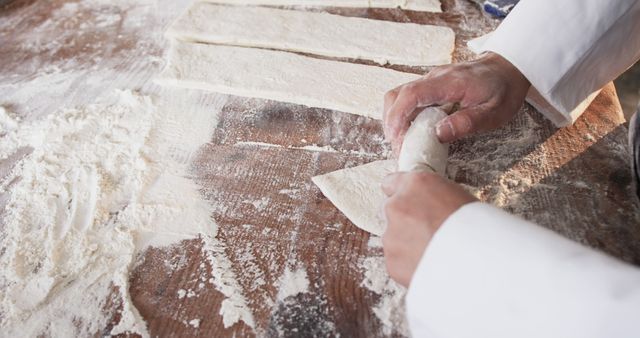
[[381, 171, 477, 287]]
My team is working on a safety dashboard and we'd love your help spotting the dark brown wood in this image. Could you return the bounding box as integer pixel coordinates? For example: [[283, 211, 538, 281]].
[[1, 0, 639, 337]]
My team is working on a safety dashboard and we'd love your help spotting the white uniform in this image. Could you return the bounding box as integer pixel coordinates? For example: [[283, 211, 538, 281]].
[[407, 1, 640, 337]]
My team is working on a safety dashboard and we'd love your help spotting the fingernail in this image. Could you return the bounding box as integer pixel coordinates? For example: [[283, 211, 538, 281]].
[[381, 173, 401, 196], [382, 174, 393, 188], [435, 118, 454, 142]]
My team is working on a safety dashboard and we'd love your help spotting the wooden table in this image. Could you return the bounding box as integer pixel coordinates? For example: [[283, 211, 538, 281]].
[[2, 0, 639, 337]]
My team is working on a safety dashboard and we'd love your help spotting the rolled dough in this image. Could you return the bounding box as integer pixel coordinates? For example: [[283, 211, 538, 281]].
[[314, 108, 448, 235], [312, 160, 396, 236], [168, 3, 454, 66], [202, 0, 442, 12], [397, 107, 448, 174], [156, 42, 421, 119]]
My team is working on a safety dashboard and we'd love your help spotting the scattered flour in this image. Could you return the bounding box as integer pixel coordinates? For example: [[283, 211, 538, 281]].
[[367, 235, 383, 248], [276, 266, 310, 301], [189, 318, 201, 328], [297, 144, 338, 153], [236, 244, 267, 293], [233, 140, 381, 158], [278, 188, 301, 196], [0, 106, 19, 134], [360, 256, 409, 337], [163, 253, 189, 271], [0, 89, 254, 336], [245, 196, 270, 212], [234, 140, 282, 149], [202, 236, 256, 329]]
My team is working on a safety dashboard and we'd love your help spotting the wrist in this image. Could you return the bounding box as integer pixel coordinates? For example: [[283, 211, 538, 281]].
[[481, 52, 531, 92]]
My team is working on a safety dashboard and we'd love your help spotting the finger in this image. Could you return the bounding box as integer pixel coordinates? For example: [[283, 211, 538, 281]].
[[435, 103, 492, 143], [384, 84, 428, 141], [381, 172, 406, 197], [383, 87, 400, 120], [382, 87, 400, 136], [384, 86, 418, 142], [391, 106, 425, 157], [385, 80, 452, 144]]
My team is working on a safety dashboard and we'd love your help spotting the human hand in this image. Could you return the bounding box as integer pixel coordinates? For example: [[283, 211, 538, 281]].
[[381, 171, 477, 287], [383, 52, 531, 153]]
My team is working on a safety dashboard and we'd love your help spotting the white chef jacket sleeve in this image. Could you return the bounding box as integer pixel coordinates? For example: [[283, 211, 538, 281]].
[[406, 202, 640, 338], [469, 0, 640, 126]]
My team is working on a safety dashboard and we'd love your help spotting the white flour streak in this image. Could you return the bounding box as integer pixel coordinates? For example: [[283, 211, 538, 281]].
[[360, 256, 409, 337], [233, 141, 380, 158], [233, 140, 284, 149], [296, 144, 339, 153], [202, 236, 256, 329]]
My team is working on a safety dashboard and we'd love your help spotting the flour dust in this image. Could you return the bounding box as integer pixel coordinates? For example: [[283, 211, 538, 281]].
[[0, 89, 253, 336], [360, 236, 410, 337]]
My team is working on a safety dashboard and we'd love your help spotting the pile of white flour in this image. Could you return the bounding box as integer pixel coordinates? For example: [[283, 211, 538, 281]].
[[0, 90, 253, 336]]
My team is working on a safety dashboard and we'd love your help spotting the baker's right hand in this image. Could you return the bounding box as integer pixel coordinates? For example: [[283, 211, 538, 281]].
[[381, 171, 477, 287], [383, 52, 531, 153]]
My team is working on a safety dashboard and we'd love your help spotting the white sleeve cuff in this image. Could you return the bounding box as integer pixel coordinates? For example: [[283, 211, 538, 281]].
[[467, 0, 640, 127], [468, 34, 600, 127], [406, 202, 640, 338]]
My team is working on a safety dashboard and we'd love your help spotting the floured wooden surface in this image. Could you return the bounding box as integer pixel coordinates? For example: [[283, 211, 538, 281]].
[[2, 0, 640, 337]]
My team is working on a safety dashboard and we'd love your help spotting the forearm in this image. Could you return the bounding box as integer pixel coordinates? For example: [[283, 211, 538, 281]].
[[472, 0, 640, 125], [407, 202, 640, 338]]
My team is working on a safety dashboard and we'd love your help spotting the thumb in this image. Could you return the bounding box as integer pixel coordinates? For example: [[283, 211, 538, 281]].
[[385, 79, 450, 143], [435, 104, 490, 143], [381, 172, 407, 197]]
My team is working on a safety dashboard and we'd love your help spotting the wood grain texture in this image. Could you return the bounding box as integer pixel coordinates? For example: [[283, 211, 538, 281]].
[[1, 0, 639, 337]]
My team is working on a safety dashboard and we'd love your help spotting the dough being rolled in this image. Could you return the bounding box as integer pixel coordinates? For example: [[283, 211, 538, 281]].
[[313, 108, 448, 235], [397, 107, 448, 174]]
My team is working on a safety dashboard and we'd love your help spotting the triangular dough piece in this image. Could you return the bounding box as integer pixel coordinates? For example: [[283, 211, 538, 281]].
[[312, 160, 395, 236]]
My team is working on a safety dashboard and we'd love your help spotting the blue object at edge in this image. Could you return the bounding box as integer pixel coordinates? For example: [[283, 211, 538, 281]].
[[483, 0, 520, 18]]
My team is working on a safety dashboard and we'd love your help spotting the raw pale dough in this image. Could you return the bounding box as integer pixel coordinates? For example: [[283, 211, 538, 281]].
[[314, 108, 448, 235], [156, 42, 420, 119], [168, 3, 454, 66], [397, 107, 448, 173], [202, 0, 442, 12], [312, 160, 396, 236]]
